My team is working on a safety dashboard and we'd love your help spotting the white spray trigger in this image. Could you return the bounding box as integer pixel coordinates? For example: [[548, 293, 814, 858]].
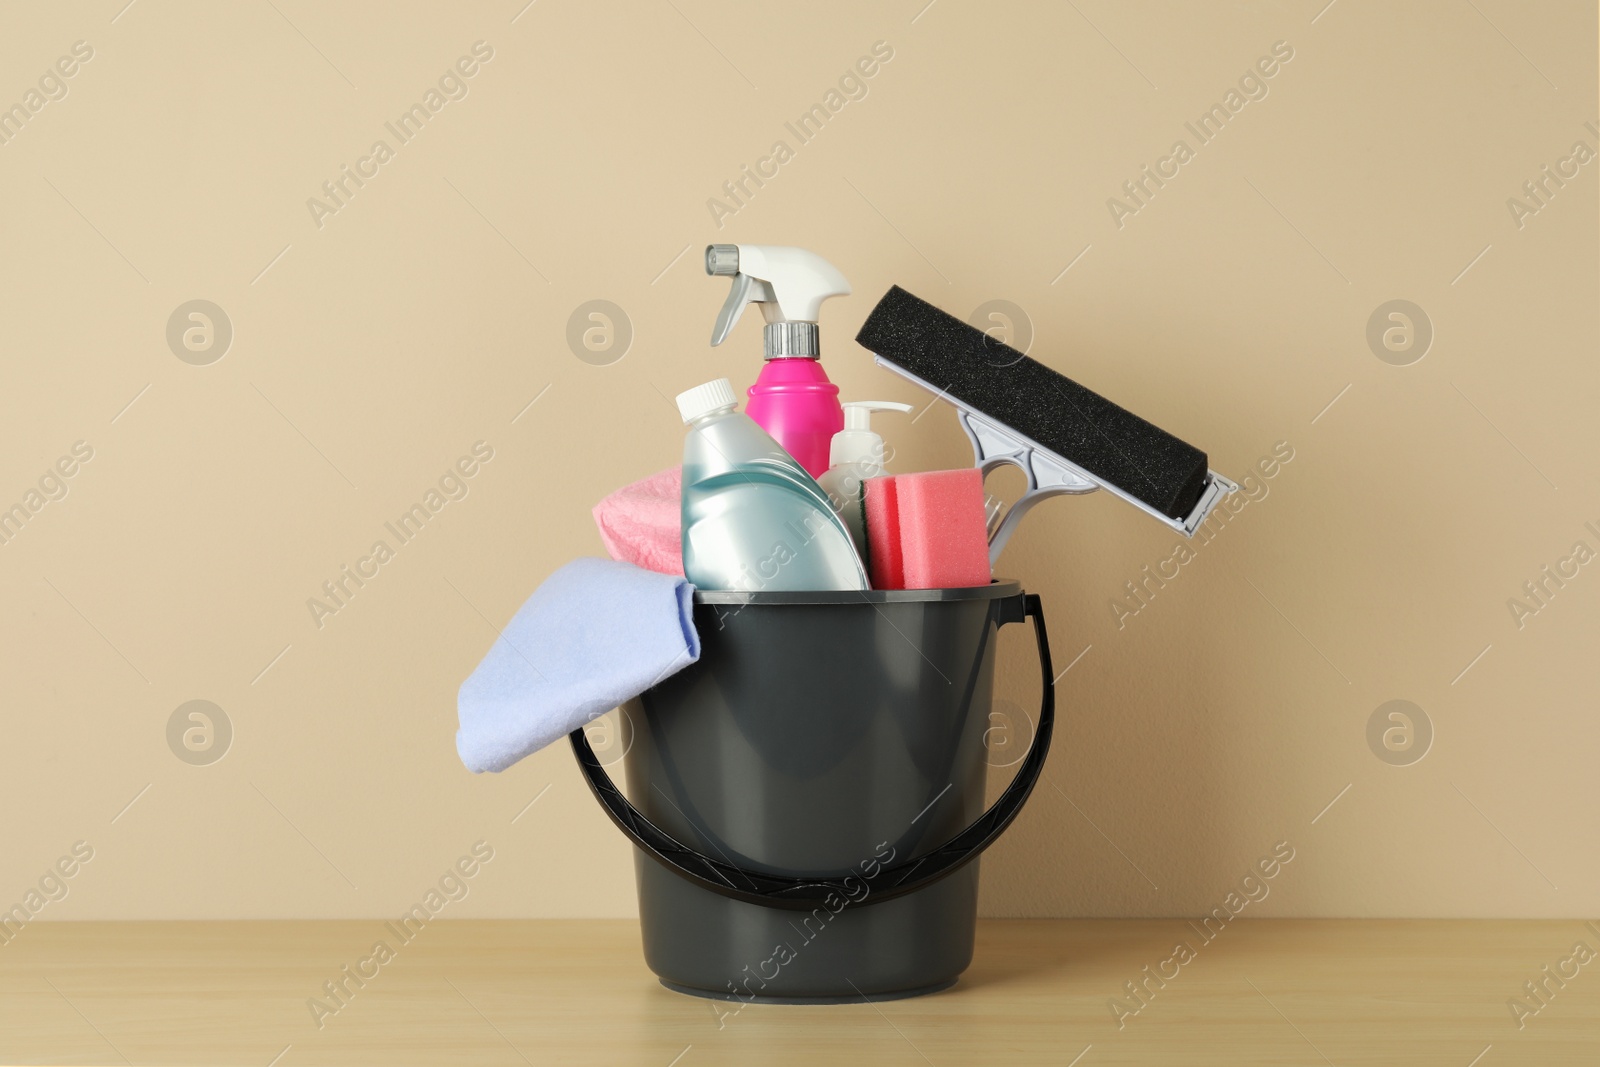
[[706, 244, 851, 349], [709, 272, 775, 347]]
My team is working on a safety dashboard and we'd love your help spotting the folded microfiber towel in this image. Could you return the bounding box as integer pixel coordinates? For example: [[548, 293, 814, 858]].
[[592, 466, 683, 576], [455, 557, 700, 773]]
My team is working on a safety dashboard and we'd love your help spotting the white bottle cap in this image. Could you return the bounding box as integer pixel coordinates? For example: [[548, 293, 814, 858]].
[[829, 401, 913, 473], [676, 378, 739, 423]]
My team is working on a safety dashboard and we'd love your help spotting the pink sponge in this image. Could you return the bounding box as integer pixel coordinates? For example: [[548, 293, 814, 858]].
[[864, 469, 992, 590], [865, 475, 903, 589]]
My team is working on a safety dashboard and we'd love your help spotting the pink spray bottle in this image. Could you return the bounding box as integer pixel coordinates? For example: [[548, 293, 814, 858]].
[[705, 245, 851, 477]]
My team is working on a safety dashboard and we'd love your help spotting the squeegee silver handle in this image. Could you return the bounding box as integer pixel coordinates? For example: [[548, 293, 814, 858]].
[[959, 411, 1098, 566], [960, 409, 1238, 564], [868, 356, 1237, 564]]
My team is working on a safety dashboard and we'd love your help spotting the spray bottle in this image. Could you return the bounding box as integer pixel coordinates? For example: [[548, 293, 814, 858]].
[[705, 244, 850, 477], [817, 401, 912, 558]]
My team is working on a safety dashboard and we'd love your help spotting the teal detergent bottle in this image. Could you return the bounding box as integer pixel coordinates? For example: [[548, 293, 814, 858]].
[[676, 378, 868, 592]]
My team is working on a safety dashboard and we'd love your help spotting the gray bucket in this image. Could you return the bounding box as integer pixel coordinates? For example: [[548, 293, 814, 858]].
[[571, 581, 1054, 1002]]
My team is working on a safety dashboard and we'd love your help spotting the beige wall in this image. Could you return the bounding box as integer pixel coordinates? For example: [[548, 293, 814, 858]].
[[0, 0, 1594, 922]]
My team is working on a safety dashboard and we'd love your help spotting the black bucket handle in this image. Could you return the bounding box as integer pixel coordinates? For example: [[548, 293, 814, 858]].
[[570, 592, 1055, 912]]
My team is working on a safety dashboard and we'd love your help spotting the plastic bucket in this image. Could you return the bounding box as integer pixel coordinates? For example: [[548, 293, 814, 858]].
[[571, 581, 1054, 1002]]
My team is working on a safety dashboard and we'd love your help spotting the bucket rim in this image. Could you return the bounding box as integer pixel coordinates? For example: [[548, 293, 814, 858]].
[[692, 578, 1023, 606]]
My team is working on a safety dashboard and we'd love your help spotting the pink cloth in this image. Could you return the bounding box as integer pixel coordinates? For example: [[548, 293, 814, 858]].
[[592, 466, 683, 577]]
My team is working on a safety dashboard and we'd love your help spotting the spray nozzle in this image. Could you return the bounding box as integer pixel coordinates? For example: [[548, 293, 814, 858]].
[[830, 400, 912, 472], [706, 244, 851, 358]]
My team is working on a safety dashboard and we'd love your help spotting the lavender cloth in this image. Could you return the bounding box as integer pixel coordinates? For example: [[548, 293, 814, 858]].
[[456, 557, 700, 773]]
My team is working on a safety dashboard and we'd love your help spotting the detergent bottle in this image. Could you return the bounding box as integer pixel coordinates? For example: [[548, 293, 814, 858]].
[[677, 378, 868, 592]]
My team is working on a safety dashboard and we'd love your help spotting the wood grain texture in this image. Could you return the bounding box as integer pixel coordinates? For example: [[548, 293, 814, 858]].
[[1, 919, 1595, 1065]]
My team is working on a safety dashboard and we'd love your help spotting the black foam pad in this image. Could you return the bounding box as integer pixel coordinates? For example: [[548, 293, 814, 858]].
[[856, 286, 1208, 522]]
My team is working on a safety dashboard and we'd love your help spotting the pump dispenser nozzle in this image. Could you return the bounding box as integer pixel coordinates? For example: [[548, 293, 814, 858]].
[[705, 244, 852, 358], [830, 401, 913, 473]]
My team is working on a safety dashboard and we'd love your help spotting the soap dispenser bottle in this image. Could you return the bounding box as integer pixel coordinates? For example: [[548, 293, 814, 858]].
[[705, 244, 850, 478], [817, 400, 912, 559]]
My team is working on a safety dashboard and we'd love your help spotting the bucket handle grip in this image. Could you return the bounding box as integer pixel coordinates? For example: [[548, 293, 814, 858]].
[[569, 592, 1056, 912]]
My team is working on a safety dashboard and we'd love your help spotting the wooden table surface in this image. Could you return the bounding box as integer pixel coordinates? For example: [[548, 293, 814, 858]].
[[0, 919, 1594, 1065]]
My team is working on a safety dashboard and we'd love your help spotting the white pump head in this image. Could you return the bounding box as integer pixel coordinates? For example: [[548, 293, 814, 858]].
[[829, 400, 913, 473], [706, 244, 851, 358]]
